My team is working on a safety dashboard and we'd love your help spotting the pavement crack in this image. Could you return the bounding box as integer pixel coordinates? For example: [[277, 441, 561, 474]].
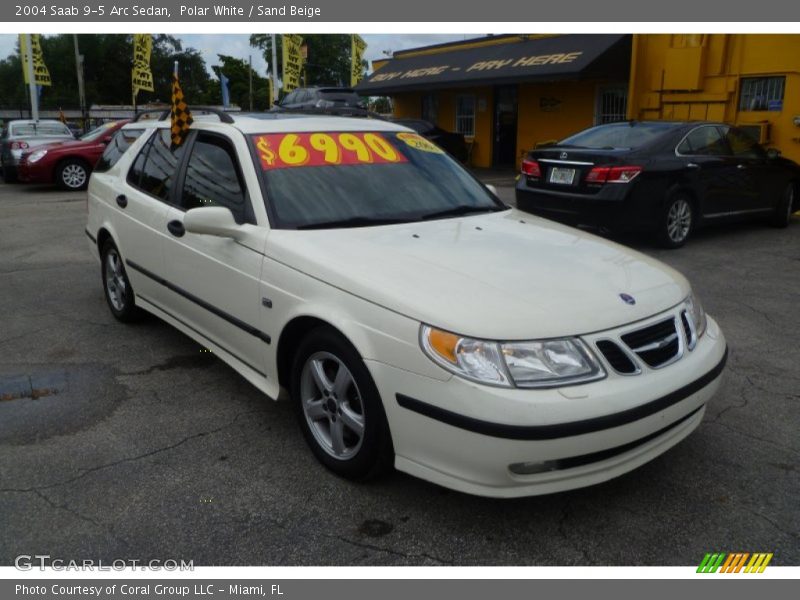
[[30, 488, 104, 529], [328, 534, 453, 565], [704, 420, 799, 454], [0, 410, 260, 494]]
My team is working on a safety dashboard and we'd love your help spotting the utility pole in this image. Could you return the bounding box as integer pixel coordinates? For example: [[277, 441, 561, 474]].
[[248, 55, 253, 111], [22, 34, 38, 121], [73, 35, 87, 131], [270, 34, 279, 104]]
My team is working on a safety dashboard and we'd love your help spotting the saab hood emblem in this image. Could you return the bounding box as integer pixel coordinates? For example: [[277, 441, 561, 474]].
[[559, 151, 568, 159], [619, 293, 636, 305]]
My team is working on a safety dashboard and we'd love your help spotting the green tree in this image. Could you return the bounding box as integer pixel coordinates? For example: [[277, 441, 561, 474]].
[[207, 55, 271, 111], [249, 34, 367, 95]]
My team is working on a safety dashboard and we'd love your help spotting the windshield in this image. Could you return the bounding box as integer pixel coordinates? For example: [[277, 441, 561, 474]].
[[251, 130, 504, 229], [559, 122, 674, 150], [10, 122, 72, 137], [80, 122, 118, 141]]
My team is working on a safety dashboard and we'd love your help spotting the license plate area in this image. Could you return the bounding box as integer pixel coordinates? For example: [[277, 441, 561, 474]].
[[549, 167, 576, 185]]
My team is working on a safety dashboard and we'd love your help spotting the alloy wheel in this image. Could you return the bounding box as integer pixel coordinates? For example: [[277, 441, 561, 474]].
[[104, 248, 127, 312], [667, 198, 692, 243], [61, 163, 87, 189], [299, 351, 366, 460]]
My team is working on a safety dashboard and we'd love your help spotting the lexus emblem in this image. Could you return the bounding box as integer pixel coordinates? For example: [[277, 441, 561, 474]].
[[619, 293, 636, 305], [559, 151, 568, 159]]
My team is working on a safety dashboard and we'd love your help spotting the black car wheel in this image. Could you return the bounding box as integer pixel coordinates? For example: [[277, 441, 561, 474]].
[[291, 326, 394, 481], [57, 159, 89, 190], [100, 240, 141, 322], [658, 194, 694, 248], [770, 182, 796, 228]]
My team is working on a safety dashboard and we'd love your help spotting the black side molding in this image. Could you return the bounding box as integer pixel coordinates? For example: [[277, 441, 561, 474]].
[[396, 347, 727, 441], [126, 259, 271, 344], [85, 229, 97, 244]]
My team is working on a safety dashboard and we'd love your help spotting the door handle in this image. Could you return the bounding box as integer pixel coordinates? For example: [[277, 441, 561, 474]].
[[115, 194, 128, 208], [167, 220, 185, 238], [686, 163, 700, 169]]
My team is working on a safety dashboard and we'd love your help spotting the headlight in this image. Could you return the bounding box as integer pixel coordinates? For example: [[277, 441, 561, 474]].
[[26, 149, 47, 163], [685, 292, 707, 339], [420, 325, 605, 389]]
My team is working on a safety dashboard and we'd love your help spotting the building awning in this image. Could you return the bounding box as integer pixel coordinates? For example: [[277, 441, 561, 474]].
[[356, 34, 630, 95]]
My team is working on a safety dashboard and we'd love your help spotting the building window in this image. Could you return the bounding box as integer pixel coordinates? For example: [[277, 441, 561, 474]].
[[455, 95, 476, 137], [421, 94, 438, 123], [739, 76, 785, 112], [596, 86, 628, 124]]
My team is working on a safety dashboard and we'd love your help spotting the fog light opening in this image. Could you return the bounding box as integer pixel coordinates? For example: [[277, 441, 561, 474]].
[[509, 460, 561, 475]]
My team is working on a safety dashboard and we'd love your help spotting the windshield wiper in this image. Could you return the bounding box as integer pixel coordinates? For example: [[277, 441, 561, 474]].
[[296, 216, 412, 230], [420, 205, 506, 221]]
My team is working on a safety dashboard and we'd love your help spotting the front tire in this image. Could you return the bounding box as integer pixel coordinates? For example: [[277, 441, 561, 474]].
[[57, 159, 89, 191], [770, 182, 795, 228], [291, 326, 394, 481], [100, 240, 140, 322], [658, 193, 694, 248]]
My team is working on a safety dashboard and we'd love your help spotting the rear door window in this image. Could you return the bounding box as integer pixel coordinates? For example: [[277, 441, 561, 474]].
[[677, 126, 730, 156], [95, 128, 145, 173], [127, 129, 187, 202]]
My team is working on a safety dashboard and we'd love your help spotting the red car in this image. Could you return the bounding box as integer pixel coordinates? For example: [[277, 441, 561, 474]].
[[17, 120, 129, 190]]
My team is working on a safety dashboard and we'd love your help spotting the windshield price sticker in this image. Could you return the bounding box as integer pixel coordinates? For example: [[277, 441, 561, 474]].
[[254, 132, 408, 170], [396, 132, 445, 154]]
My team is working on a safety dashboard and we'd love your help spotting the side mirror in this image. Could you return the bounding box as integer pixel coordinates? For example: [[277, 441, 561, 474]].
[[766, 148, 781, 159], [485, 184, 498, 196], [183, 206, 244, 240]]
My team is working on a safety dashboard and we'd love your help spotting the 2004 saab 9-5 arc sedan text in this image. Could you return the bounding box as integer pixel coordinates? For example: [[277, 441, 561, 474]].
[[85, 111, 727, 498]]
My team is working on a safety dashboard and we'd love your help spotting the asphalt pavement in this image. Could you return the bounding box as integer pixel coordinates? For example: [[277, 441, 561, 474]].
[[0, 181, 798, 566]]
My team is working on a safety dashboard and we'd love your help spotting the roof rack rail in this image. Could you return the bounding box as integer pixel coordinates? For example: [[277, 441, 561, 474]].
[[131, 108, 169, 123], [269, 106, 386, 120], [153, 106, 237, 124]]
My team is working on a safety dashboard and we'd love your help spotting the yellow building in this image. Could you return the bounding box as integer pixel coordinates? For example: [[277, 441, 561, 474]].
[[357, 34, 800, 168]]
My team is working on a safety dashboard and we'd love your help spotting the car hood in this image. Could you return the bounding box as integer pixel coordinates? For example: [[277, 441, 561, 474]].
[[267, 209, 690, 339], [27, 138, 93, 152]]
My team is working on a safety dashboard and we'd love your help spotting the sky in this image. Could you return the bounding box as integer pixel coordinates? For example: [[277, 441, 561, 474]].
[[0, 33, 473, 78]]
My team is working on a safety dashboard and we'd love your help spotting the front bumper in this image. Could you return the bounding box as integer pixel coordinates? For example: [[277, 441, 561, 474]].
[[368, 312, 727, 498], [17, 160, 51, 183]]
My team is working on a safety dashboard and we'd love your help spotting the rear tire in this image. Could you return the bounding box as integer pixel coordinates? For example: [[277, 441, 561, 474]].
[[100, 240, 141, 323], [770, 182, 795, 228], [57, 159, 89, 191], [291, 326, 394, 481], [657, 193, 694, 248]]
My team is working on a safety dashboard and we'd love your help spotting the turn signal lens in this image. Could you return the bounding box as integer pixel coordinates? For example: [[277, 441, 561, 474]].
[[585, 165, 642, 184], [521, 158, 541, 178], [427, 328, 460, 364]]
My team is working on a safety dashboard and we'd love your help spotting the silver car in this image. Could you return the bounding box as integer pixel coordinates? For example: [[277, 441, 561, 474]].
[[1, 119, 74, 182]]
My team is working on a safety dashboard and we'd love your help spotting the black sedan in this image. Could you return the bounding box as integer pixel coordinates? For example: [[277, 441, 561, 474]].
[[390, 118, 468, 163], [515, 121, 800, 247]]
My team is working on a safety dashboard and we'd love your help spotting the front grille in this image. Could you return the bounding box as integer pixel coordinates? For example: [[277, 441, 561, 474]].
[[596, 340, 638, 374], [621, 317, 681, 368]]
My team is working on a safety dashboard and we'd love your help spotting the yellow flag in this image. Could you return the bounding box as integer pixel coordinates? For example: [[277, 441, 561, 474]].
[[351, 35, 367, 87], [132, 34, 154, 100], [19, 34, 51, 86], [281, 34, 304, 94]]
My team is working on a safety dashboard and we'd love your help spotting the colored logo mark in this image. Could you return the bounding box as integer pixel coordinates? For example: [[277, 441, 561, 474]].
[[697, 552, 773, 573]]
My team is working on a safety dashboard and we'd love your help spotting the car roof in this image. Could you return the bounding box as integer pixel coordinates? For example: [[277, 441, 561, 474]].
[[123, 113, 409, 135]]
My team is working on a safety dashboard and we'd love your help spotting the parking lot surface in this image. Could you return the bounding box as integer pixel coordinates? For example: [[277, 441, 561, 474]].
[[1, 181, 798, 566]]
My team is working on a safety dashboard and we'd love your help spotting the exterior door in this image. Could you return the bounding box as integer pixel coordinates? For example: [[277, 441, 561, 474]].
[[158, 131, 269, 374], [493, 85, 517, 167], [721, 125, 785, 213], [676, 125, 757, 217]]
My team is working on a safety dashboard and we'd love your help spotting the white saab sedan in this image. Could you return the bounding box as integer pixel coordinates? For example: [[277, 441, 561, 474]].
[[86, 111, 727, 498]]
